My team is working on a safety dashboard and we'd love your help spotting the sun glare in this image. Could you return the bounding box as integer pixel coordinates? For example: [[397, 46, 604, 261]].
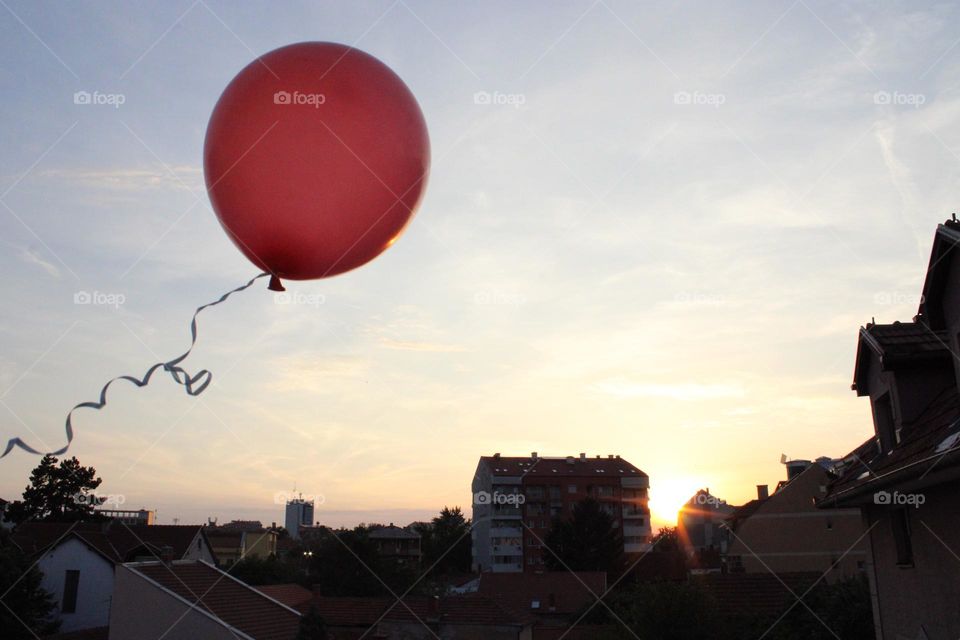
[[648, 476, 705, 529]]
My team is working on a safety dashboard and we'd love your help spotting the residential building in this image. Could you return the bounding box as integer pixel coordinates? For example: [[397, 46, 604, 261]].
[[206, 527, 278, 566], [369, 523, 421, 566], [725, 458, 867, 577], [471, 452, 650, 572], [284, 496, 314, 540], [92, 509, 155, 526], [109, 560, 301, 640], [11, 522, 213, 633], [819, 219, 960, 639]]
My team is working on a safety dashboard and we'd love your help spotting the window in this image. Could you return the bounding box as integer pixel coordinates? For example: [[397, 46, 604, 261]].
[[826, 519, 833, 530], [891, 508, 913, 566], [874, 393, 897, 453], [568, 484, 577, 494], [62, 570, 80, 614]]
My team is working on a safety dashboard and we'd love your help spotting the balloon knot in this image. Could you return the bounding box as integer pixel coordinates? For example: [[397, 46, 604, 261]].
[[268, 274, 285, 292]]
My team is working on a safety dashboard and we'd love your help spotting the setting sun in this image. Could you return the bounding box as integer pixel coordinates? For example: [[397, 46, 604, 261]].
[[648, 476, 706, 530]]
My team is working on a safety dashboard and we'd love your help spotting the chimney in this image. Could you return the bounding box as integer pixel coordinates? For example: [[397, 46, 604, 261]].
[[493, 452, 501, 459], [757, 485, 769, 500], [531, 451, 538, 460], [159, 545, 175, 565], [608, 454, 614, 459], [579, 452, 586, 460]]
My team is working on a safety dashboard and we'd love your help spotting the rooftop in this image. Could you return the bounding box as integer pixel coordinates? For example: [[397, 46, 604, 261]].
[[11, 522, 206, 564], [130, 561, 301, 640], [479, 453, 647, 478]]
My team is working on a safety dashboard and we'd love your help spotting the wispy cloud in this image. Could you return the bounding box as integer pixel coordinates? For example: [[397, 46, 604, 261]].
[[39, 166, 202, 191], [18, 246, 60, 278], [377, 338, 466, 352], [593, 377, 745, 401]]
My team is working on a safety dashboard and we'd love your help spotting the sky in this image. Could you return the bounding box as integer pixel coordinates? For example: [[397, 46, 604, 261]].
[[1, 1, 960, 530]]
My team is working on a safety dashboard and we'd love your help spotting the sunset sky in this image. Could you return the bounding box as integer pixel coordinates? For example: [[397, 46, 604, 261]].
[[2, 1, 960, 530]]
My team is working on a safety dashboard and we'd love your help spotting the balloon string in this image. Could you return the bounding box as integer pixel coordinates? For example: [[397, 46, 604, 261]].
[[1, 272, 270, 458]]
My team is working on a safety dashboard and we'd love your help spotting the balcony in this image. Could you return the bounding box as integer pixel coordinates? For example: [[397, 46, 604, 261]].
[[491, 562, 523, 572], [624, 542, 652, 553], [490, 526, 522, 537], [492, 544, 523, 555], [623, 525, 649, 537]]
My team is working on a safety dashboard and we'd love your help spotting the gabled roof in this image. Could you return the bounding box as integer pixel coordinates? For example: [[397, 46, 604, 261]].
[[919, 219, 960, 329], [11, 522, 207, 563], [478, 455, 647, 478], [852, 321, 950, 395], [130, 561, 301, 640], [368, 524, 419, 540], [476, 571, 606, 615], [254, 584, 313, 609], [821, 386, 960, 505]]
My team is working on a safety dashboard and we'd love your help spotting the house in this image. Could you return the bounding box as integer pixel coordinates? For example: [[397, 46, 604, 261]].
[[724, 458, 867, 577], [206, 526, 278, 566], [10, 521, 213, 633], [463, 570, 606, 627], [368, 523, 421, 566], [472, 452, 650, 572], [819, 218, 960, 639], [302, 594, 535, 639], [677, 488, 734, 572], [109, 560, 301, 640]]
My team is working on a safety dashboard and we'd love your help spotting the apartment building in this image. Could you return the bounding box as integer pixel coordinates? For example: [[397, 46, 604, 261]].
[[471, 452, 650, 572]]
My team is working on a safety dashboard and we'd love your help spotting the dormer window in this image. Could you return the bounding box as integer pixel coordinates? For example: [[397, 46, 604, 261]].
[[874, 393, 897, 453]]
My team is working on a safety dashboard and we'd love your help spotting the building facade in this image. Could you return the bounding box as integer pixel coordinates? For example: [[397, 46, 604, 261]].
[[820, 219, 960, 639], [284, 496, 314, 540], [471, 452, 650, 572], [92, 509, 155, 526]]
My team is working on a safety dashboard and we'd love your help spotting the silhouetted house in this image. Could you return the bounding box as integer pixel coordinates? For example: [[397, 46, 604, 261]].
[[302, 594, 535, 639], [10, 522, 213, 633], [819, 219, 960, 639], [725, 459, 866, 577], [453, 570, 606, 627], [368, 523, 421, 566], [677, 488, 734, 572], [109, 560, 301, 640]]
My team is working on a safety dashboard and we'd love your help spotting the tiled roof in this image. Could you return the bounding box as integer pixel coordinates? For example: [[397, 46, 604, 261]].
[[480, 455, 647, 477], [255, 583, 313, 609], [823, 386, 960, 503], [725, 499, 763, 530], [43, 627, 109, 640], [861, 322, 949, 360], [304, 595, 532, 627], [696, 572, 821, 617], [368, 524, 420, 540], [132, 561, 301, 640], [12, 522, 205, 563], [477, 571, 606, 615]]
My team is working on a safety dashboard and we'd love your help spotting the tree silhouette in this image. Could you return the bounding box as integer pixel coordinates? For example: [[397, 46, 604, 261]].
[[0, 529, 60, 638], [543, 497, 623, 574], [6, 455, 103, 525]]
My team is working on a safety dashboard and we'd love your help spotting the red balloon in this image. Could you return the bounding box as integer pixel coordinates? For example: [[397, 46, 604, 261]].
[[204, 42, 430, 286]]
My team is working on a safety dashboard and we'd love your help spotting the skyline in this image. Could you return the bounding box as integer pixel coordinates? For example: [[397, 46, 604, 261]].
[[4, 1, 960, 529]]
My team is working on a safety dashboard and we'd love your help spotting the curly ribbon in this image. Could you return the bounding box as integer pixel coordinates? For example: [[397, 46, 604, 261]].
[[1, 272, 270, 458]]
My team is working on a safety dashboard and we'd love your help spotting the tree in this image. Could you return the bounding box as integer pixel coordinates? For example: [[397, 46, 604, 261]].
[[305, 526, 416, 597], [6, 455, 103, 525], [543, 498, 623, 575], [417, 506, 471, 575], [0, 529, 59, 638], [295, 606, 328, 640], [627, 527, 689, 582]]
